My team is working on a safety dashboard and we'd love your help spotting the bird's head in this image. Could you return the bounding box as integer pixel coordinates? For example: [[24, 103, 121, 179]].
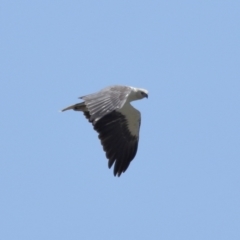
[[136, 88, 148, 99], [128, 86, 148, 102]]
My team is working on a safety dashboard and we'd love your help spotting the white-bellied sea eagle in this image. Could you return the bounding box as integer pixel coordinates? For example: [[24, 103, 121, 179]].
[[62, 85, 148, 176]]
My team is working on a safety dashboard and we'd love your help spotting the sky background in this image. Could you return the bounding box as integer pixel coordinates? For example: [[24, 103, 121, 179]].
[[1, 1, 240, 239]]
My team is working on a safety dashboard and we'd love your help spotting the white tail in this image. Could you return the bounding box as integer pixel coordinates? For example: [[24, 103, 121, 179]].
[[61, 102, 86, 112]]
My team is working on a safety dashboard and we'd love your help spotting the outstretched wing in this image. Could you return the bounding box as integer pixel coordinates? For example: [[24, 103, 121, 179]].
[[84, 104, 141, 176], [80, 85, 132, 123]]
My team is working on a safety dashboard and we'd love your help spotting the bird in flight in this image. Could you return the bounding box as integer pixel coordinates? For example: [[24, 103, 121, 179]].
[[62, 85, 148, 176]]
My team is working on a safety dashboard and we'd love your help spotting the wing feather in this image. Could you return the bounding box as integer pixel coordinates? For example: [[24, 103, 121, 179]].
[[93, 111, 140, 176], [80, 85, 132, 123]]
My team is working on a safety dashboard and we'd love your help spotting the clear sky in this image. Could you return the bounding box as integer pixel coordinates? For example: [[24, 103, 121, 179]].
[[1, 1, 240, 239]]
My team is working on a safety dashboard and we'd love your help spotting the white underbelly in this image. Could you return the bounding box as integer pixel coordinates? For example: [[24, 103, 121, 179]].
[[118, 103, 141, 137]]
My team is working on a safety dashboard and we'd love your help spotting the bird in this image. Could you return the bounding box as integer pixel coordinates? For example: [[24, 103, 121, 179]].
[[62, 85, 148, 176]]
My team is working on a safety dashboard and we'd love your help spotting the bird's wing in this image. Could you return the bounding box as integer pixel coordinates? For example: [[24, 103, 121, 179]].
[[84, 104, 141, 176], [80, 85, 132, 123]]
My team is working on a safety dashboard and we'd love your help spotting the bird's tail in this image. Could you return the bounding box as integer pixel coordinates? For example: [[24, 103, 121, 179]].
[[61, 102, 87, 112]]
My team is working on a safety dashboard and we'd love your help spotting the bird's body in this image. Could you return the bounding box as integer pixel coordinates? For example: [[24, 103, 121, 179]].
[[62, 85, 148, 176], [120, 102, 140, 137]]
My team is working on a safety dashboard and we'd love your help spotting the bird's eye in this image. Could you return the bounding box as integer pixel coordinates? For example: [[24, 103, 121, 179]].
[[139, 91, 148, 98]]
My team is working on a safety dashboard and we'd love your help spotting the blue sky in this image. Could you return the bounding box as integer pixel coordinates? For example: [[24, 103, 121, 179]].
[[1, 1, 240, 239]]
